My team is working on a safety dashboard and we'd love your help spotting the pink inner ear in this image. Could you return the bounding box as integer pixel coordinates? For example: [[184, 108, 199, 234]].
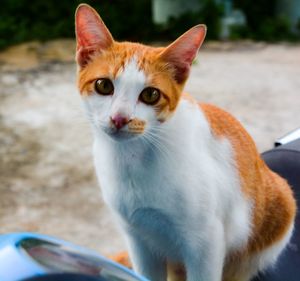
[[76, 46, 98, 68], [160, 25, 206, 83], [76, 24, 101, 50], [167, 58, 191, 84], [75, 4, 113, 67]]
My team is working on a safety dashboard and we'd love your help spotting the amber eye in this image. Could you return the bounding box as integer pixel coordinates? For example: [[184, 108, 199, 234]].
[[139, 87, 161, 105], [95, 79, 114, 95]]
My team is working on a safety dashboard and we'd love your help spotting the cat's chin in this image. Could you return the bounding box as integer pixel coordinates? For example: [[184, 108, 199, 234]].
[[103, 129, 141, 142]]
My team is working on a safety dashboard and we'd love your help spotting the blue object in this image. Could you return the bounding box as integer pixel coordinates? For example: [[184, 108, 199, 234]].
[[0, 233, 148, 281]]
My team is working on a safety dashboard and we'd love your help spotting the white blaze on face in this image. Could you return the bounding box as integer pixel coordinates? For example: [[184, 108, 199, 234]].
[[81, 56, 159, 135], [110, 57, 146, 120]]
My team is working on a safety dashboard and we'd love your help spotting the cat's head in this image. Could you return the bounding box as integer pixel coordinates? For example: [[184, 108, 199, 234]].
[[75, 4, 206, 141]]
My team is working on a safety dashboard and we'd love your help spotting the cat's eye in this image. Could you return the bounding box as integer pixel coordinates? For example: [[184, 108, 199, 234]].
[[95, 79, 114, 95], [139, 87, 161, 105]]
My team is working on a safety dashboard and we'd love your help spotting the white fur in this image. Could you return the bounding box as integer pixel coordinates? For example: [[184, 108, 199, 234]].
[[111, 57, 147, 119], [81, 57, 291, 281]]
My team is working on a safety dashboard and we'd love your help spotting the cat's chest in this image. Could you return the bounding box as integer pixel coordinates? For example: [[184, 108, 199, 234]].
[[93, 139, 190, 218], [101, 154, 180, 204]]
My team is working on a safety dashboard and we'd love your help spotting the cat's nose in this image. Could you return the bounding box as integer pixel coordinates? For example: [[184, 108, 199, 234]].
[[111, 115, 130, 130]]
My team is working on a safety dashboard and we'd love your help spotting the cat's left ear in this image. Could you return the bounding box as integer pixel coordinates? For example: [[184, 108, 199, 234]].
[[75, 4, 114, 68], [159, 25, 206, 84]]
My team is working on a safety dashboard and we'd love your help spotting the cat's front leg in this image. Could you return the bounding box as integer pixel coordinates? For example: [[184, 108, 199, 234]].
[[184, 220, 225, 281], [126, 233, 167, 281]]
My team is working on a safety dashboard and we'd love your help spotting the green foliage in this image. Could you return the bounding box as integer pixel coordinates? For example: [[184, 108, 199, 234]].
[[0, 0, 298, 50], [229, 16, 295, 41], [158, 0, 224, 41], [297, 19, 300, 33], [234, 0, 275, 33], [258, 16, 293, 41], [0, 0, 224, 50], [0, 0, 78, 49], [0, 0, 155, 50], [229, 24, 250, 40], [233, 0, 299, 41]]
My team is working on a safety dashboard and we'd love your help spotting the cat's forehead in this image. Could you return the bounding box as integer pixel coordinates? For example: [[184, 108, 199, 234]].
[[110, 45, 146, 79], [114, 56, 145, 85], [110, 42, 162, 67], [105, 43, 163, 78]]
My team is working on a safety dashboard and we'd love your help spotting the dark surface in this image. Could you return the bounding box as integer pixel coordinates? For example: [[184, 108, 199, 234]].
[[253, 138, 300, 281]]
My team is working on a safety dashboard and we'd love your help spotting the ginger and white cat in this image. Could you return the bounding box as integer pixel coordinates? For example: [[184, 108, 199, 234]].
[[75, 4, 296, 281]]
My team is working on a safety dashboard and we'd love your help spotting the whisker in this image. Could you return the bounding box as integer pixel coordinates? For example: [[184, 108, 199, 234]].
[[142, 130, 172, 162]]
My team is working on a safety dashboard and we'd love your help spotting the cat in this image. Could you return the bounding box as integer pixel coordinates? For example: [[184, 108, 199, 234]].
[[74, 4, 296, 281]]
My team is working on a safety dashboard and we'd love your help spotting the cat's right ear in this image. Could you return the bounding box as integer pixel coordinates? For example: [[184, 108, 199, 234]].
[[159, 25, 206, 84], [75, 4, 113, 68]]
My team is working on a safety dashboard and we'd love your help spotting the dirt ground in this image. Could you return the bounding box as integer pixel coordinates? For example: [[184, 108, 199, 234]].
[[0, 40, 299, 256]]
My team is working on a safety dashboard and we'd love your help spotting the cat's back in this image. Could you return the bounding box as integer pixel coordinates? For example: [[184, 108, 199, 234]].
[[199, 102, 296, 254]]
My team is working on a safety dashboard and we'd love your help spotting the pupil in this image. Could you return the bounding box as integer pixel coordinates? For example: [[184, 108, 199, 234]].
[[103, 81, 108, 90], [103, 80, 111, 92]]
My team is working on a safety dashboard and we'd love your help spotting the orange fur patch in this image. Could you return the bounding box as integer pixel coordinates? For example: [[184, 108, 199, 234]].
[[167, 262, 186, 281], [109, 251, 132, 269], [200, 103, 296, 255], [128, 118, 146, 134]]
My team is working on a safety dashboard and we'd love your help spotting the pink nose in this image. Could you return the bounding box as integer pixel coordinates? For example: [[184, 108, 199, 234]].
[[111, 115, 129, 130]]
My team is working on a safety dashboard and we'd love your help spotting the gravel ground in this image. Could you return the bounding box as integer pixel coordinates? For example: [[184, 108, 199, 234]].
[[0, 40, 299, 256]]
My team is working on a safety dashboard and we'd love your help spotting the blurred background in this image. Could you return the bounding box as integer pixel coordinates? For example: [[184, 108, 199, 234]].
[[0, 0, 299, 256]]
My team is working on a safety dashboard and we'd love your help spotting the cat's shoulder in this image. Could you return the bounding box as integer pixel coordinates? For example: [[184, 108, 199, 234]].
[[200, 103, 243, 132], [199, 103, 236, 123], [181, 93, 250, 141], [198, 102, 258, 152], [199, 103, 241, 134]]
